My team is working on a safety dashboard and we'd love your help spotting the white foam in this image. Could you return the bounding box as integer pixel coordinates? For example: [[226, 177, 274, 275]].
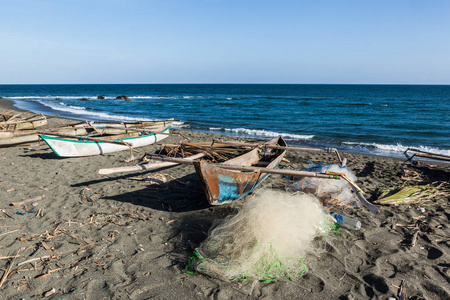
[[209, 127, 314, 140], [343, 141, 450, 156]]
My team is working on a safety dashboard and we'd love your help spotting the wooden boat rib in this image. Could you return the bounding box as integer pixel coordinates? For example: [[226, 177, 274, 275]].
[[193, 135, 286, 205], [40, 126, 171, 157], [0, 118, 174, 147]]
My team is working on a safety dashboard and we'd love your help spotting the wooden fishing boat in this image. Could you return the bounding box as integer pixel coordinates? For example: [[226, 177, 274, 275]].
[[0, 113, 47, 130], [194, 135, 286, 205], [40, 126, 171, 157], [100, 136, 285, 204], [98, 136, 380, 213], [0, 118, 174, 147]]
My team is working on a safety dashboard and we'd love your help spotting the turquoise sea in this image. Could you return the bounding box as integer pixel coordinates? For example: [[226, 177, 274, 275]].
[[1, 84, 449, 158]]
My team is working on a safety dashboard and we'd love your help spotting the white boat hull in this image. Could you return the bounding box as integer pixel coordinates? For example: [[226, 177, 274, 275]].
[[40, 127, 170, 157]]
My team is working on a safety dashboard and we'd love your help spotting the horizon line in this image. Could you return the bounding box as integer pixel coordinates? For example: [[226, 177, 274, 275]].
[[1, 83, 450, 86]]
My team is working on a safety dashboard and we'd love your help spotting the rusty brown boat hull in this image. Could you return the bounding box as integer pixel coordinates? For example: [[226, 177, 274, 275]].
[[193, 135, 287, 205]]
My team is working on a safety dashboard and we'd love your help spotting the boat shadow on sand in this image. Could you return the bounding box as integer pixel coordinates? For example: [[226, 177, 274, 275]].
[[19, 151, 63, 160], [71, 168, 231, 213]]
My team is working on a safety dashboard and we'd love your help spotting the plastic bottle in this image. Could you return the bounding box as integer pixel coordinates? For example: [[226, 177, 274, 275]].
[[331, 213, 361, 230]]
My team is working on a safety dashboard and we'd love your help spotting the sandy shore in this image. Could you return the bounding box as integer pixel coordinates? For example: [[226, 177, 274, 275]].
[[1, 100, 449, 299]]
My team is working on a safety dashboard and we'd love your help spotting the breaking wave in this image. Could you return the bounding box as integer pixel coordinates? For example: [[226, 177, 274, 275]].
[[343, 141, 450, 157], [209, 127, 314, 140]]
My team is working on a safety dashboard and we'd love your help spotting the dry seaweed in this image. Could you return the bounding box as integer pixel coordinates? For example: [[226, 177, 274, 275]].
[[375, 182, 449, 205]]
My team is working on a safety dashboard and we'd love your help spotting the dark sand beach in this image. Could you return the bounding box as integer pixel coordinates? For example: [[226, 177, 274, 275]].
[[1, 100, 449, 299]]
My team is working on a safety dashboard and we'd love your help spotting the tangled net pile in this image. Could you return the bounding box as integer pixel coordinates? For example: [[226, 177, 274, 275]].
[[187, 190, 337, 281], [286, 162, 361, 209]]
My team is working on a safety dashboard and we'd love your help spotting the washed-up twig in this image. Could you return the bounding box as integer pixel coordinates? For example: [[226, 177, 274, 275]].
[[44, 288, 56, 297], [391, 218, 397, 231], [25, 276, 33, 291], [411, 230, 420, 247], [1, 210, 14, 219], [36, 209, 44, 219], [0, 248, 21, 288], [0, 229, 19, 237], [10, 195, 45, 206], [398, 279, 406, 300], [17, 255, 51, 267], [0, 255, 21, 260]]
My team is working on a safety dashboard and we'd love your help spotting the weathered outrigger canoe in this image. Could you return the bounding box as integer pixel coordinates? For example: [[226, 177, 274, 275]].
[[98, 135, 380, 213], [404, 148, 450, 164], [98, 136, 284, 204], [0, 118, 174, 147], [40, 126, 172, 157], [0, 123, 94, 147], [194, 135, 286, 205]]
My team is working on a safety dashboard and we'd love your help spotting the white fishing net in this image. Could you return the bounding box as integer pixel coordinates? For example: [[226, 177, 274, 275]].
[[188, 189, 336, 281]]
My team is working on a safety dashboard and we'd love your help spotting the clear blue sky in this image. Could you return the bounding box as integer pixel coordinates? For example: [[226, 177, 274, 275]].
[[1, 0, 449, 84]]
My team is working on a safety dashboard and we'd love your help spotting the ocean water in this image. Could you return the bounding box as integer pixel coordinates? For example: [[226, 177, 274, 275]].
[[1, 84, 449, 158]]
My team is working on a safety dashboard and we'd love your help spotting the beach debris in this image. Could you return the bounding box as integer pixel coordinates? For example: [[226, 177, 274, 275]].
[[417, 207, 425, 213], [0, 248, 22, 288], [1, 209, 14, 219], [398, 279, 406, 300], [411, 230, 420, 247], [18, 255, 52, 267], [0, 205, 152, 292], [186, 190, 339, 281], [35, 208, 44, 219], [375, 183, 447, 205], [0, 229, 19, 238], [43, 288, 56, 297], [15, 210, 38, 216], [131, 174, 168, 185], [286, 162, 360, 209], [10, 195, 45, 206], [331, 213, 361, 230]]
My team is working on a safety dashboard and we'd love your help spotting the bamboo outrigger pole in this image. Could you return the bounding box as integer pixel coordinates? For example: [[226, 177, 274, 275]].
[[210, 139, 343, 163], [98, 153, 205, 175], [37, 132, 133, 147], [130, 154, 380, 214], [102, 125, 176, 136]]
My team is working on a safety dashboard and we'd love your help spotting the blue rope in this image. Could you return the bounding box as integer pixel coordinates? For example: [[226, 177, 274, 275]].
[[16, 210, 38, 215]]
